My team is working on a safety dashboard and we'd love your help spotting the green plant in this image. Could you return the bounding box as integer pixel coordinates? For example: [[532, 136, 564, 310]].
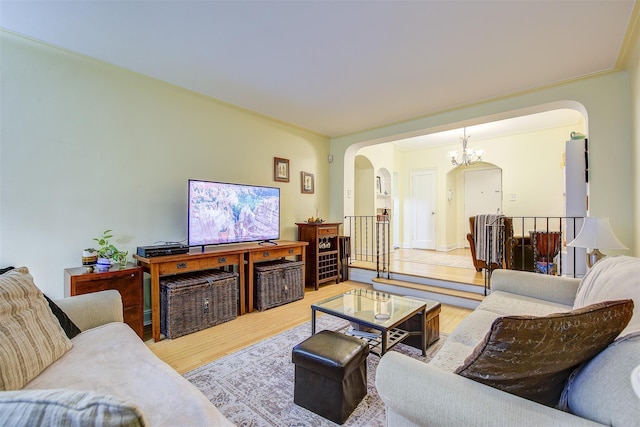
[[93, 230, 126, 260], [111, 249, 129, 267]]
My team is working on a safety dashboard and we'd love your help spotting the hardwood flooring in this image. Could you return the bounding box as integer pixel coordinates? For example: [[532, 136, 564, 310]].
[[146, 278, 472, 375], [352, 247, 484, 287]]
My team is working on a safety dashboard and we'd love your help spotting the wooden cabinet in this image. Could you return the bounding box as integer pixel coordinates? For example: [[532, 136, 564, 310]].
[[64, 263, 144, 339], [296, 222, 341, 290]]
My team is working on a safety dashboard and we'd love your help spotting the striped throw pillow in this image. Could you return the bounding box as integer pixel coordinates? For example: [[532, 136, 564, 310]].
[[0, 389, 145, 426], [0, 267, 72, 390]]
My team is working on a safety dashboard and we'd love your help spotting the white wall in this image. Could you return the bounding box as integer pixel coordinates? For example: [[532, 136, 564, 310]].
[[351, 123, 582, 250], [0, 31, 330, 298], [331, 73, 634, 256], [627, 19, 640, 257]]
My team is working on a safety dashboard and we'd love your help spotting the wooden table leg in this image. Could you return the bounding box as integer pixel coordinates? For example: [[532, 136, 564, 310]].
[[238, 259, 245, 315], [246, 254, 254, 312], [150, 264, 161, 342]]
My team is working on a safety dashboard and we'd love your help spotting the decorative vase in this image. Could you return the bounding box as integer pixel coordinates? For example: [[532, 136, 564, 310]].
[[96, 257, 111, 272], [82, 249, 98, 266]]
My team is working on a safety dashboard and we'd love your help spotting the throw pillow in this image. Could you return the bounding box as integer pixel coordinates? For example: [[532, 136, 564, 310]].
[[0, 267, 72, 390], [43, 294, 82, 339], [454, 299, 634, 407], [559, 332, 640, 426], [0, 266, 15, 275], [0, 389, 145, 427], [573, 255, 640, 337]]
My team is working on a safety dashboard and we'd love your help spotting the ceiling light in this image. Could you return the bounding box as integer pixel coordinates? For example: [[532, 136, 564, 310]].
[[449, 128, 483, 167]]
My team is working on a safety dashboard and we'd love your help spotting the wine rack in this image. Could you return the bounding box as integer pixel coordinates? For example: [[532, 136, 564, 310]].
[[296, 222, 341, 290]]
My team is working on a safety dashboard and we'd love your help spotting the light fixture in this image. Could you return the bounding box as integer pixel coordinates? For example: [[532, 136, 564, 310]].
[[449, 127, 483, 167], [567, 217, 628, 268]]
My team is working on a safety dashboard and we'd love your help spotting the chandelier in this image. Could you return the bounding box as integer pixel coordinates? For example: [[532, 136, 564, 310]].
[[449, 128, 483, 167]]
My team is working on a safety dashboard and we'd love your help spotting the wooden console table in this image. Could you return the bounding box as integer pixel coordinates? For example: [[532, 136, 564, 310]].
[[134, 240, 306, 342]]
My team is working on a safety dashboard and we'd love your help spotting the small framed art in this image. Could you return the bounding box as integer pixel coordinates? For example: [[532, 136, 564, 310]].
[[274, 157, 290, 182], [301, 171, 314, 194]]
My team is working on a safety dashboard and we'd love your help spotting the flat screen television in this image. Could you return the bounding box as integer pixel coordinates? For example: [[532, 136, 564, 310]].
[[188, 179, 280, 247]]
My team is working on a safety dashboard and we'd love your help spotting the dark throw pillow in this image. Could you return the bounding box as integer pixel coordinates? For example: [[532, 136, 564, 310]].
[[454, 299, 634, 407], [44, 294, 82, 339], [0, 266, 15, 275]]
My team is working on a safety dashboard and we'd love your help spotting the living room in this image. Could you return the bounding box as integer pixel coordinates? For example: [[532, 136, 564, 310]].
[[1, 1, 639, 426]]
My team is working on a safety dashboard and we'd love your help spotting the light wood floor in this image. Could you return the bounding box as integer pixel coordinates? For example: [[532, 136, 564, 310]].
[[146, 279, 472, 375], [353, 247, 484, 287]]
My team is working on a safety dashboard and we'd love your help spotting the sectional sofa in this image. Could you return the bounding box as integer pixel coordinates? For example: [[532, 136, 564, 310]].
[[377, 256, 640, 426]]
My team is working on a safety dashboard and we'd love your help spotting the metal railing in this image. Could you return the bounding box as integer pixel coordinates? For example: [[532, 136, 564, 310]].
[[482, 216, 586, 294], [343, 215, 391, 279], [342, 215, 586, 290]]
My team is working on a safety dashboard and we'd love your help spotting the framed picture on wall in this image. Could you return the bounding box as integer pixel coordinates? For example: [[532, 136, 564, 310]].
[[301, 171, 314, 194], [274, 157, 290, 182]]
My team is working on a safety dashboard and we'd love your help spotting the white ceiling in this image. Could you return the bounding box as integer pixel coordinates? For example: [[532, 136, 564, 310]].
[[0, 1, 635, 138]]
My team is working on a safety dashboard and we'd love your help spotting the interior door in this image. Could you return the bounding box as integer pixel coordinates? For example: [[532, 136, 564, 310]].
[[464, 169, 502, 220], [411, 169, 436, 249]]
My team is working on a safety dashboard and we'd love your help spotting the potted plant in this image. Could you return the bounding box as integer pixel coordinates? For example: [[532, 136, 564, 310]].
[[93, 229, 128, 270]]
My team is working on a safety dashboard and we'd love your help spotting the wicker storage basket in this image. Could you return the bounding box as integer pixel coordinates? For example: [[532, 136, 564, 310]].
[[160, 269, 237, 339], [255, 260, 304, 311]]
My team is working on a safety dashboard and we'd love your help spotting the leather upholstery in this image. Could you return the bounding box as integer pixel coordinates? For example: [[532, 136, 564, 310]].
[[454, 299, 634, 407], [292, 330, 369, 424]]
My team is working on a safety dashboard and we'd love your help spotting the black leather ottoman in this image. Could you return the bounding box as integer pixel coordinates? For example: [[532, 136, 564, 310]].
[[292, 330, 369, 424]]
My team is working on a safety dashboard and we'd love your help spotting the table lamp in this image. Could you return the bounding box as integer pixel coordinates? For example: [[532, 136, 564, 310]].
[[567, 217, 628, 268]]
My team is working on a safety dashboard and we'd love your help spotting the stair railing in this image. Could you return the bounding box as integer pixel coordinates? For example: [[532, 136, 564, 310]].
[[343, 215, 391, 279]]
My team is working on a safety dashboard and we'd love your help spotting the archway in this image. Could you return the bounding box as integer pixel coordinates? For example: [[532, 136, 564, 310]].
[[343, 102, 587, 252]]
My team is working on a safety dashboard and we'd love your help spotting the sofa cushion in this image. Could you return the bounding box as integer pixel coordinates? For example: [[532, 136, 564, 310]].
[[477, 290, 572, 317], [454, 299, 634, 407], [0, 388, 145, 427], [573, 255, 640, 337], [429, 292, 573, 373], [560, 332, 640, 426], [44, 294, 82, 339], [0, 267, 72, 390], [25, 322, 234, 426]]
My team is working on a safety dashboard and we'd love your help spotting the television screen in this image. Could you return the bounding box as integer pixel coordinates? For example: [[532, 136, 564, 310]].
[[188, 180, 280, 246]]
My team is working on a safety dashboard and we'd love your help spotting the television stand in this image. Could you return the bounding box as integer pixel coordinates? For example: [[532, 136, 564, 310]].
[[134, 240, 308, 342], [258, 240, 278, 246]]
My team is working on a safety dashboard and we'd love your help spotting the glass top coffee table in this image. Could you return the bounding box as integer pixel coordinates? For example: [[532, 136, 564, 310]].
[[312, 289, 435, 356]]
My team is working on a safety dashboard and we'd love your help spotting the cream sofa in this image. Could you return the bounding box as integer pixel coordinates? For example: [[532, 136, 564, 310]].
[[0, 267, 234, 427], [376, 256, 640, 427]]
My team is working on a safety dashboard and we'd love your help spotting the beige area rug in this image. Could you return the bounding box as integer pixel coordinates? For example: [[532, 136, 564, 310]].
[[184, 315, 446, 426], [395, 249, 475, 270]]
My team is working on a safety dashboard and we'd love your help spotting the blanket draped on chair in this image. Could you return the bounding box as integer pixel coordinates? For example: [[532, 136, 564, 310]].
[[474, 214, 504, 264]]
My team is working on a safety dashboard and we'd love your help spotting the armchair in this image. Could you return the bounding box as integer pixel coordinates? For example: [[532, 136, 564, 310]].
[[467, 216, 535, 272]]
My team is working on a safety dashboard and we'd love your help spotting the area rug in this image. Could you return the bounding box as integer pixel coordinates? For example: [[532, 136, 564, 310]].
[[395, 249, 475, 270], [184, 315, 447, 426]]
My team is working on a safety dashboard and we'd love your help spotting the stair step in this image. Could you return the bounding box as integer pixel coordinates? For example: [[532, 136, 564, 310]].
[[372, 277, 485, 302]]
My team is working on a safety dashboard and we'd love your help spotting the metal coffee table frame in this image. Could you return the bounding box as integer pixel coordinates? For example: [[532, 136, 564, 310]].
[[311, 289, 428, 356]]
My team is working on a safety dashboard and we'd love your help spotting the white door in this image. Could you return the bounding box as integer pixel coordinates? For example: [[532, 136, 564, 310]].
[[464, 169, 502, 220], [411, 170, 436, 249]]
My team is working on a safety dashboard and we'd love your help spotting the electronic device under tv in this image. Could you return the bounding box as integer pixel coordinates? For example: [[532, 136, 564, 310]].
[[188, 179, 280, 247]]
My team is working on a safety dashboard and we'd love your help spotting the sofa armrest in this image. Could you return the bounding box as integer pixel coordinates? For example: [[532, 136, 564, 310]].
[[376, 352, 603, 427], [491, 269, 580, 306], [54, 290, 123, 332]]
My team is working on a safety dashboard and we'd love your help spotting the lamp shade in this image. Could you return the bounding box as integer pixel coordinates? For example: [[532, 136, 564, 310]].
[[567, 217, 628, 250]]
